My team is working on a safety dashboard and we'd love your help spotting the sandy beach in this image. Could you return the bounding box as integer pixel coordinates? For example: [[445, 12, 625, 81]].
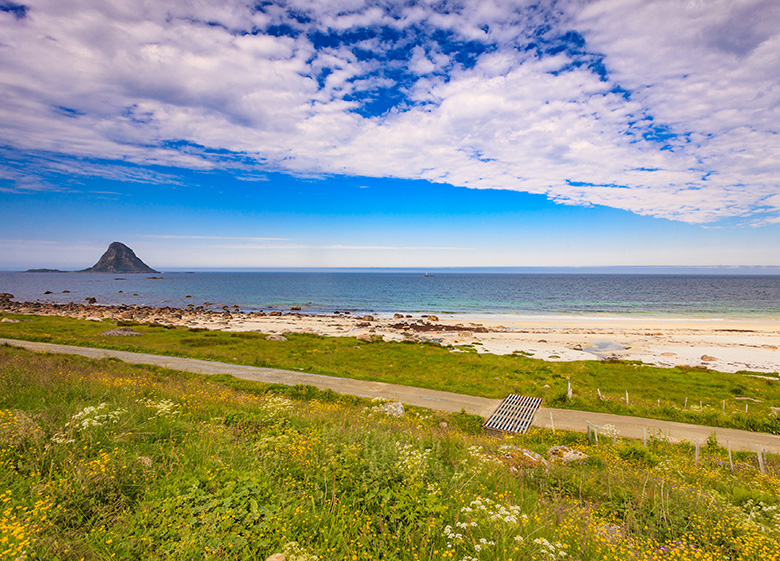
[[193, 313, 780, 375], [121, 302, 780, 375], [2, 297, 779, 374]]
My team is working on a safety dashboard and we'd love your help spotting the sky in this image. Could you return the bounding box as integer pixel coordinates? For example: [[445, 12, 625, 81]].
[[1, 0, 779, 270]]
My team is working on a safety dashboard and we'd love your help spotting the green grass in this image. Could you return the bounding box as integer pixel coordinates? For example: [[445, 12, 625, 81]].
[[1, 312, 780, 434], [2, 346, 780, 560]]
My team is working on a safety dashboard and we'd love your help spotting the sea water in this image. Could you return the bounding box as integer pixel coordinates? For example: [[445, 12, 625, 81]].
[[1, 272, 780, 320]]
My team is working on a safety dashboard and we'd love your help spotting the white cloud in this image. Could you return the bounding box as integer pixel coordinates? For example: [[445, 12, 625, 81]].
[[1, 0, 778, 223]]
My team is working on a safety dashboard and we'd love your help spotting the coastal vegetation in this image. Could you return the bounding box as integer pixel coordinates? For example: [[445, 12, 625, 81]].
[[1, 313, 779, 435], [2, 345, 779, 560]]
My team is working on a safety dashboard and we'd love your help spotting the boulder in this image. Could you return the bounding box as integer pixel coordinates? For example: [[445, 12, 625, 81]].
[[701, 354, 718, 362], [100, 327, 142, 337], [1, 318, 20, 323], [502, 445, 549, 468], [597, 522, 624, 544], [265, 334, 288, 341], [547, 445, 588, 463], [427, 315, 439, 322], [375, 402, 405, 417]]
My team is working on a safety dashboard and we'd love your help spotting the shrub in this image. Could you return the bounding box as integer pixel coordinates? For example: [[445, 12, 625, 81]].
[[618, 443, 659, 467]]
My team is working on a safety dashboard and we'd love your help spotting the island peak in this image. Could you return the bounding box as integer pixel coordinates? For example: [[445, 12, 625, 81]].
[[81, 242, 159, 274]]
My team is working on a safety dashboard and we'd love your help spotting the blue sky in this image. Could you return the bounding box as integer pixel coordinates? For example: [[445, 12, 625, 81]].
[[1, 0, 779, 270]]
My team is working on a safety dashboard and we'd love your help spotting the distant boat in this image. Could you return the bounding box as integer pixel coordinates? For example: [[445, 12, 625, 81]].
[[424, 272, 436, 277]]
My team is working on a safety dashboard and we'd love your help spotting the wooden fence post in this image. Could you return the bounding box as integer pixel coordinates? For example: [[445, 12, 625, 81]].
[[695, 440, 700, 467], [550, 411, 555, 434], [727, 441, 734, 475], [757, 445, 766, 475]]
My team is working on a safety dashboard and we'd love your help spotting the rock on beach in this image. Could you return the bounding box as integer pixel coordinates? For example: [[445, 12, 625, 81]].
[[100, 328, 142, 337]]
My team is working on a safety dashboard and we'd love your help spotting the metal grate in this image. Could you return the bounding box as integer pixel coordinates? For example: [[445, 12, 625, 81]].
[[483, 394, 543, 434]]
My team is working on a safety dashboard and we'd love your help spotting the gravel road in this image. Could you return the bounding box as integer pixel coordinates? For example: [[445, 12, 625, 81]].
[[3, 337, 779, 453]]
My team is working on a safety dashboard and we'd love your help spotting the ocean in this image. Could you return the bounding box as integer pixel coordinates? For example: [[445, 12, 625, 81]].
[[1, 271, 780, 320]]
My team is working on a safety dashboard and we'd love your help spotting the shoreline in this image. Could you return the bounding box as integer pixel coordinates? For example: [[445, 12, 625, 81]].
[[2, 297, 779, 375]]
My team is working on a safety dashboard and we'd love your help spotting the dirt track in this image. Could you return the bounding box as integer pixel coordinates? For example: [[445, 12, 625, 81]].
[[3, 337, 780, 453]]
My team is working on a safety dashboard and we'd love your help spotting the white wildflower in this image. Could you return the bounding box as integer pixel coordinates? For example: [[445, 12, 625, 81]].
[[396, 442, 430, 475], [53, 402, 125, 443], [51, 433, 75, 444], [260, 394, 294, 419], [601, 424, 619, 438], [138, 398, 180, 417]]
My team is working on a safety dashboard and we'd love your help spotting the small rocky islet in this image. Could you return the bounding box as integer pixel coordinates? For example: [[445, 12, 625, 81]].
[[25, 241, 159, 274]]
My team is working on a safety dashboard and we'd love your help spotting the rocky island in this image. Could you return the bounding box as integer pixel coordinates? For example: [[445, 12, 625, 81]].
[[81, 242, 159, 274], [24, 242, 159, 274]]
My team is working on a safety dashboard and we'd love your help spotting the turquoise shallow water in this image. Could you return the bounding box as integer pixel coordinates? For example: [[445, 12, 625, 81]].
[[2, 272, 780, 320]]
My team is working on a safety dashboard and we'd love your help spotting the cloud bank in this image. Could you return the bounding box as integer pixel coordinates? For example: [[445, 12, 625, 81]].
[[1, 0, 779, 223]]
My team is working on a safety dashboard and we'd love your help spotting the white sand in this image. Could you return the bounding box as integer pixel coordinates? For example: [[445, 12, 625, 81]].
[[186, 312, 780, 375]]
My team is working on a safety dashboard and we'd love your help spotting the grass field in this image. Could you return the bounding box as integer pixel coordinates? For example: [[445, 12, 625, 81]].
[[2, 345, 780, 560], [1, 313, 779, 435]]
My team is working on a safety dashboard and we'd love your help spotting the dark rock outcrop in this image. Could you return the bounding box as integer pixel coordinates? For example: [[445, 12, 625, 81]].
[[82, 242, 158, 274]]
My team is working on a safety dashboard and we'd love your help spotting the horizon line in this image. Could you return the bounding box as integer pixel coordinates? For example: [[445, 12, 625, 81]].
[[9, 265, 780, 275]]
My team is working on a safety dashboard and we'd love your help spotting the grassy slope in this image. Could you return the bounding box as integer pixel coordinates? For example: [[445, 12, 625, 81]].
[[2, 346, 780, 560], [1, 313, 779, 434]]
